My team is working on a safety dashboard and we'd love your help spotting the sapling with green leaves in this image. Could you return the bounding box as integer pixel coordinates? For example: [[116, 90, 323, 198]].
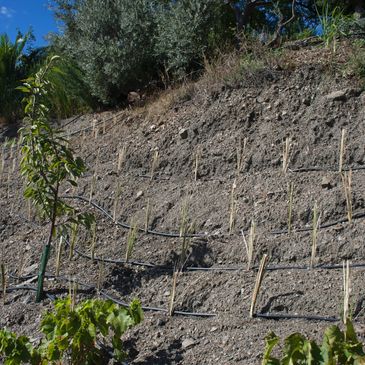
[[18, 56, 94, 302]]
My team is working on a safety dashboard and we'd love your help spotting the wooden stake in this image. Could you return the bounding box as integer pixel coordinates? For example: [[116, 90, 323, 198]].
[[343, 260, 351, 325], [287, 182, 294, 234], [169, 270, 179, 316], [339, 128, 346, 173], [250, 254, 269, 318], [310, 202, 321, 269], [229, 179, 237, 234], [242, 221, 256, 271], [341, 170, 353, 223], [55, 236, 63, 276]]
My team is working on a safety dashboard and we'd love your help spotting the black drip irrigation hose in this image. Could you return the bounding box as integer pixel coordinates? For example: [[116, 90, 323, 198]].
[[254, 313, 339, 322], [66, 111, 126, 137], [6, 273, 217, 318], [65, 195, 365, 240], [290, 165, 365, 173], [63, 194, 207, 239], [271, 210, 365, 235]]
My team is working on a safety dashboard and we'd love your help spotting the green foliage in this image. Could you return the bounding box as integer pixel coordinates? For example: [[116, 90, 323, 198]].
[[262, 320, 365, 365], [19, 55, 94, 301], [19, 55, 93, 230], [155, 0, 235, 79], [0, 32, 31, 124], [316, 1, 352, 52], [54, 0, 156, 104], [0, 298, 143, 364]]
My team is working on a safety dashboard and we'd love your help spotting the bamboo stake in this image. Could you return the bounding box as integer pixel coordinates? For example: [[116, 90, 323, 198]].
[[90, 222, 97, 261], [112, 182, 122, 222], [55, 236, 63, 276], [343, 260, 351, 325], [125, 221, 138, 263], [339, 128, 346, 173], [229, 179, 237, 234], [117, 145, 127, 173], [341, 170, 353, 223], [194, 146, 201, 181], [282, 136, 292, 174], [236, 137, 248, 174], [150, 150, 159, 180], [169, 270, 179, 316], [242, 221, 256, 271], [310, 202, 321, 269], [145, 199, 151, 233], [287, 182, 294, 234], [250, 254, 269, 318]]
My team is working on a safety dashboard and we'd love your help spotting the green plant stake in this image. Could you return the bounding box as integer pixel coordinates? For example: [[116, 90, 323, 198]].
[[36, 244, 51, 302]]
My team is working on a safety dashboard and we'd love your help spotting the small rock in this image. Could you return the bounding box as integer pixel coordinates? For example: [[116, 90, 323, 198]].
[[325, 90, 347, 101], [321, 176, 332, 189], [182, 338, 196, 350], [179, 128, 188, 139], [210, 326, 218, 332], [23, 263, 38, 276], [136, 190, 143, 199]]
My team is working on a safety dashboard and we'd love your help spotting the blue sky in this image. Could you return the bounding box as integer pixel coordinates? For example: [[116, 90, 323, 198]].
[[0, 0, 57, 47]]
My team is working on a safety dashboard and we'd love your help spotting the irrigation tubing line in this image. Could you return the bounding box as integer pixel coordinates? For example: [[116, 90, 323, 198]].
[[64, 193, 365, 239], [63, 194, 207, 239], [66, 111, 126, 137], [254, 313, 339, 322], [5, 273, 217, 318], [99, 290, 216, 317], [61, 233, 365, 274], [290, 165, 365, 173], [271, 210, 365, 234], [8, 212, 365, 274]]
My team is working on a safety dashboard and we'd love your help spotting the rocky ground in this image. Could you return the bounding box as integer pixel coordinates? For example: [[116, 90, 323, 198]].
[[1, 41, 365, 364]]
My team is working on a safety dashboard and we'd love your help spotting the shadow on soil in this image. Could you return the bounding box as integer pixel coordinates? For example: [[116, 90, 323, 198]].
[[126, 338, 184, 365]]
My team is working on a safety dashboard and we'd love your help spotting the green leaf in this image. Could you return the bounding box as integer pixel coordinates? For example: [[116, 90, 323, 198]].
[[262, 332, 280, 365]]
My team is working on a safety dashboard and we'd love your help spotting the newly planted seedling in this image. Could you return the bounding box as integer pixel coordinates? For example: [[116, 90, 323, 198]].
[[19, 56, 94, 301]]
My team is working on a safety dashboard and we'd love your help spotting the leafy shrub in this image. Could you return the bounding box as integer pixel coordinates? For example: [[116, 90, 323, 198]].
[[54, 0, 157, 105], [263, 320, 365, 364], [0, 298, 143, 364], [155, 0, 235, 79]]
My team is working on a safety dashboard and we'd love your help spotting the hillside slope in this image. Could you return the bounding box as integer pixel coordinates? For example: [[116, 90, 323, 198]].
[[1, 42, 365, 364]]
